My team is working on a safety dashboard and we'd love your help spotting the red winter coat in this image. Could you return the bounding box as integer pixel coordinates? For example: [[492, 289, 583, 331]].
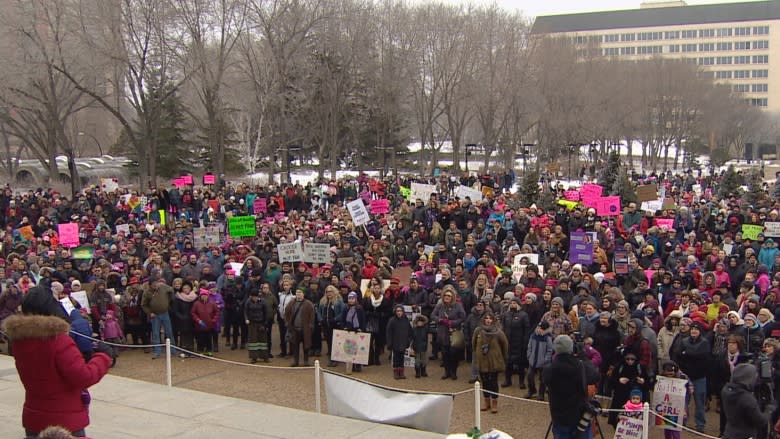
[[3, 314, 111, 434], [190, 299, 218, 332]]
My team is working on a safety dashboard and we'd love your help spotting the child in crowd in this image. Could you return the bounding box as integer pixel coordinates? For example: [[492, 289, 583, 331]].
[[411, 314, 429, 378], [621, 388, 644, 419]]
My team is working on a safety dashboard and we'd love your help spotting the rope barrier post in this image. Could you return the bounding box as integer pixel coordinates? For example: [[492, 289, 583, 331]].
[[641, 402, 649, 439], [474, 380, 481, 431], [314, 360, 321, 414], [165, 338, 172, 388]]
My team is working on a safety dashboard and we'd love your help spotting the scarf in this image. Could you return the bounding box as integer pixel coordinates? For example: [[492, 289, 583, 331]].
[[370, 295, 383, 308], [346, 305, 360, 329], [727, 351, 739, 372], [176, 290, 198, 303]]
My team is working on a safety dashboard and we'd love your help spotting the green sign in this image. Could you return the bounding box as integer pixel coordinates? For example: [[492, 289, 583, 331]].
[[399, 186, 411, 200], [228, 216, 257, 237], [72, 246, 95, 260], [742, 224, 764, 241]]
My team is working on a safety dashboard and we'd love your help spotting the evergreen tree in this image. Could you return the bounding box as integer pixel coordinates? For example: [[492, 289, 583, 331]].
[[598, 150, 621, 191], [519, 168, 540, 207], [154, 86, 189, 178], [744, 169, 768, 207], [612, 163, 637, 206], [718, 165, 742, 198], [773, 174, 780, 200]]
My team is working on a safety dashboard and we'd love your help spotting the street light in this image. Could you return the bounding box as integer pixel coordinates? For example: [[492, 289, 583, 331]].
[[77, 132, 103, 156]]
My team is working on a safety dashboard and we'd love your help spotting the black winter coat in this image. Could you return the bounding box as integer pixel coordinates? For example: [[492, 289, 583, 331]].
[[386, 315, 413, 352], [502, 309, 530, 360], [542, 354, 600, 427]]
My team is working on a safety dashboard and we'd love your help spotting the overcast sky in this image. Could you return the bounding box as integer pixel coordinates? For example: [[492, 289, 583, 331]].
[[450, 0, 767, 19]]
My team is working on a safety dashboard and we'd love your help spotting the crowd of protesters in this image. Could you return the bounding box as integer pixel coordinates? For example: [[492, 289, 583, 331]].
[[1, 165, 780, 436]]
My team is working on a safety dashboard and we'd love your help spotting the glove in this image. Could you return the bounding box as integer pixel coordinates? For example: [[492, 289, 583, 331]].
[[198, 320, 207, 329], [94, 341, 113, 357], [438, 318, 450, 326], [447, 320, 455, 329]]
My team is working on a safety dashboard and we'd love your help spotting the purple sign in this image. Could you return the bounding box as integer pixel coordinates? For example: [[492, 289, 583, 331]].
[[569, 231, 594, 265]]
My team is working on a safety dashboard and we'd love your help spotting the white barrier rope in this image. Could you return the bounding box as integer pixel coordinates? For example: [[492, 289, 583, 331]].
[[68, 330, 166, 348], [649, 409, 720, 439], [174, 346, 315, 370], [478, 388, 627, 412], [321, 368, 474, 396]]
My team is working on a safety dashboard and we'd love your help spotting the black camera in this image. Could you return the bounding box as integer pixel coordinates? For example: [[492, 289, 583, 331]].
[[577, 400, 602, 432]]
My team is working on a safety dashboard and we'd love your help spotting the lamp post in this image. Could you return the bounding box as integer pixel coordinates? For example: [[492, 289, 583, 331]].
[[520, 144, 534, 176], [77, 131, 103, 156]]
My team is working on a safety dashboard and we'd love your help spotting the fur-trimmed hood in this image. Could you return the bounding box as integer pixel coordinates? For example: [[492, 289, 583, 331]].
[[2, 314, 70, 341]]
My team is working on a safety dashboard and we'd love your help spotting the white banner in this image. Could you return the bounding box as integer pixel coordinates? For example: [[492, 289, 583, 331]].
[[277, 242, 304, 263], [765, 222, 780, 237], [455, 185, 483, 201], [641, 199, 663, 213], [323, 372, 453, 434], [410, 182, 437, 202], [193, 226, 221, 249], [653, 376, 687, 431], [614, 416, 643, 439], [303, 243, 331, 264], [346, 199, 370, 226]]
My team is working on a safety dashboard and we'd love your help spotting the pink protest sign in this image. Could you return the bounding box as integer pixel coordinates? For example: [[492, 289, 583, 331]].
[[582, 197, 599, 209], [58, 223, 80, 248], [173, 178, 185, 188], [253, 198, 267, 214], [656, 218, 675, 230], [203, 174, 216, 185], [580, 183, 603, 201], [181, 175, 193, 185], [370, 199, 390, 214], [274, 212, 286, 221], [596, 196, 621, 216], [564, 191, 580, 201]]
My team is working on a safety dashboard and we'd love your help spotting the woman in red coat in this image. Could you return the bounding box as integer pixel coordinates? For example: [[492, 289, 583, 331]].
[[3, 314, 111, 437], [191, 288, 219, 355]]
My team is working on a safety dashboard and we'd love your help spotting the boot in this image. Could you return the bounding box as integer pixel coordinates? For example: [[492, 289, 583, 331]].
[[421, 365, 428, 377], [449, 363, 458, 380], [490, 398, 498, 414], [415, 366, 422, 378], [231, 343, 238, 351], [399, 368, 406, 379], [501, 374, 512, 388], [481, 397, 490, 412], [441, 367, 451, 379], [291, 351, 300, 367], [393, 368, 401, 380], [303, 353, 310, 367]]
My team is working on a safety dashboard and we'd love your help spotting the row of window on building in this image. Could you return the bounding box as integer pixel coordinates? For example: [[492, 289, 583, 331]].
[[730, 83, 768, 92], [713, 69, 769, 79], [747, 98, 768, 107], [598, 41, 768, 52], [576, 25, 770, 44], [602, 46, 769, 63]]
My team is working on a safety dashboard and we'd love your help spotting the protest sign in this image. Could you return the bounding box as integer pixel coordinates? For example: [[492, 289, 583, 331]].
[[331, 329, 370, 365], [399, 186, 411, 199], [653, 376, 687, 430], [614, 416, 643, 439], [661, 198, 677, 210], [158, 210, 166, 226], [635, 184, 658, 202], [410, 182, 437, 202], [563, 190, 580, 201], [369, 199, 390, 214], [569, 232, 594, 264], [742, 224, 764, 241], [346, 199, 370, 226], [614, 250, 629, 275], [764, 222, 780, 237], [277, 242, 304, 263], [100, 178, 119, 193], [203, 173, 216, 185], [455, 185, 483, 201], [253, 198, 267, 215], [514, 253, 539, 266], [194, 226, 221, 249], [656, 218, 675, 231], [692, 184, 702, 196], [60, 298, 75, 315], [580, 183, 603, 201], [640, 199, 663, 213], [71, 291, 90, 314], [173, 178, 185, 188], [58, 223, 80, 248], [181, 174, 193, 185], [597, 196, 621, 217], [17, 225, 34, 240], [227, 216, 257, 237], [303, 243, 331, 264], [115, 224, 130, 236], [557, 199, 579, 210], [392, 267, 414, 287], [72, 246, 95, 260], [723, 243, 734, 255], [229, 262, 244, 276]]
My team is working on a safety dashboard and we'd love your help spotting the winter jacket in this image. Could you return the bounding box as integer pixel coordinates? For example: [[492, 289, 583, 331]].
[[542, 353, 600, 427], [244, 297, 268, 324], [721, 364, 773, 439], [678, 334, 711, 380], [386, 314, 414, 352], [473, 325, 509, 373], [3, 314, 111, 434], [411, 315, 429, 353], [502, 308, 530, 360], [526, 331, 553, 369], [190, 300, 218, 332], [69, 310, 93, 355], [431, 302, 466, 347]]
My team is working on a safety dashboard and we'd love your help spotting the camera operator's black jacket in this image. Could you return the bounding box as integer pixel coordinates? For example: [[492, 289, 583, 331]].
[[721, 364, 773, 439], [542, 353, 600, 427]]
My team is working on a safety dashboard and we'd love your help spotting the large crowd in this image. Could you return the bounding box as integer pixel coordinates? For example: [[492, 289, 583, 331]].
[[1, 167, 780, 438]]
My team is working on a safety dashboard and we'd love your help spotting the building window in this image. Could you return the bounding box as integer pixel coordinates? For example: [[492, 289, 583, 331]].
[[717, 28, 733, 37], [699, 29, 715, 38], [698, 57, 715, 65], [735, 55, 751, 64], [753, 26, 769, 35], [734, 84, 750, 92], [682, 44, 697, 52], [716, 56, 732, 64], [665, 31, 680, 39], [716, 42, 732, 51], [735, 26, 751, 36], [684, 58, 697, 65], [604, 34, 619, 43], [574, 36, 587, 44], [681, 30, 697, 39], [734, 69, 750, 78], [735, 41, 751, 50], [751, 98, 768, 107], [620, 46, 636, 55], [752, 69, 769, 78], [668, 44, 680, 53], [752, 83, 768, 92], [588, 35, 603, 43], [715, 71, 732, 79], [752, 55, 769, 64], [621, 33, 635, 42], [603, 47, 619, 56], [754, 40, 769, 49], [699, 43, 715, 51], [637, 45, 663, 54]]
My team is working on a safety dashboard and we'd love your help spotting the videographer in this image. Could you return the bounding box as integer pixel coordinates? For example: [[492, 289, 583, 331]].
[[721, 363, 775, 439], [543, 334, 600, 439]]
